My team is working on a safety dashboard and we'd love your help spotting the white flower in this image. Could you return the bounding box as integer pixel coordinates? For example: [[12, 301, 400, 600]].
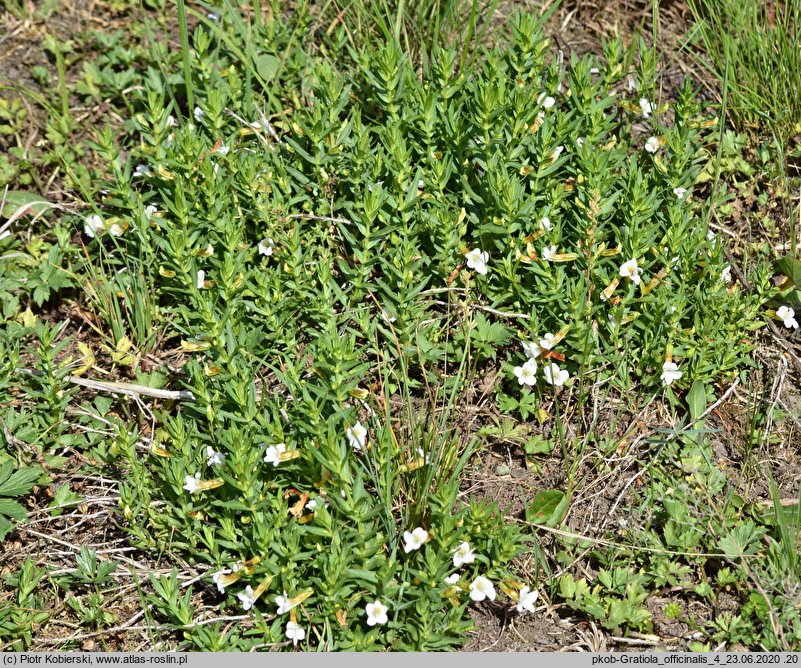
[[539, 333, 556, 350], [346, 422, 367, 452], [721, 265, 732, 283], [522, 341, 541, 360], [134, 164, 151, 178], [465, 248, 489, 275], [619, 258, 642, 285], [237, 585, 257, 611], [306, 496, 329, 511], [645, 136, 660, 153], [258, 238, 274, 256], [365, 600, 389, 626], [165, 115, 176, 128], [538, 93, 556, 109], [661, 361, 682, 386], [776, 306, 799, 329], [403, 527, 429, 553], [517, 586, 539, 614], [381, 308, 397, 323], [543, 362, 569, 387], [416, 448, 431, 465], [183, 472, 201, 494], [207, 11, 220, 20], [285, 621, 305, 646], [639, 98, 653, 118], [673, 187, 687, 200], [552, 145, 564, 160], [217, 143, 230, 156], [275, 591, 295, 614], [205, 243, 214, 256], [145, 204, 159, 219], [513, 359, 538, 386], [194, 107, 205, 121], [469, 575, 496, 602], [445, 573, 460, 585], [109, 223, 124, 237], [263, 442, 287, 467], [576, 137, 585, 147], [212, 569, 231, 593], [206, 446, 225, 467], [542, 245, 557, 262], [417, 179, 425, 190], [453, 541, 475, 568], [707, 230, 717, 246], [83, 214, 105, 238], [196, 270, 206, 289], [539, 216, 552, 232]]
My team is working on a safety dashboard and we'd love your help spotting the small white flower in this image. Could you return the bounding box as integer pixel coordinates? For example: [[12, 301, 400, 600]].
[[183, 472, 201, 494], [516, 586, 539, 614], [134, 164, 151, 178], [381, 308, 397, 323], [285, 621, 305, 646], [258, 238, 274, 256], [109, 223, 124, 237], [206, 446, 225, 467], [83, 214, 105, 238], [263, 442, 287, 467], [365, 600, 389, 626], [619, 258, 642, 285], [165, 115, 176, 128], [306, 496, 329, 511], [416, 448, 431, 465], [207, 11, 220, 20], [417, 179, 425, 190], [212, 569, 231, 594], [576, 137, 585, 147], [445, 573, 461, 585], [552, 145, 564, 160], [645, 136, 660, 153], [721, 265, 732, 284], [453, 542, 475, 568], [275, 591, 294, 614], [776, 306, 799, 329], [673, 187, 687, 200], [539, 333, 556, 350], [403, 527, 429, 553], [539, 216, 552, 232], [707, 230, 717, 245], [661, 361, 682, 386], [513, 359, 538, 386], [194, 106, 205, 121], [196, 270, 206, 289], [522, 341, 541, 360], [639, 98, 653, 118], [205, 243, 214, 256], [217, 143, 230, 156], [469, 575, 496, 602], [543, 362, 569, 387], [346, 422, 367, 452], [538, 93, 556, 109], [237, 585, 257, 611], [145, 204, 159, 219], [542, 245, 557, 262], [465, 248, 489, 275]]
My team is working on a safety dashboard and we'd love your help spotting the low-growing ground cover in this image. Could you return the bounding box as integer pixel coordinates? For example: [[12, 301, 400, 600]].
[[0, 0, 799, 652]]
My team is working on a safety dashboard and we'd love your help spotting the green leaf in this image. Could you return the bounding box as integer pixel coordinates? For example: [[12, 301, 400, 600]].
[[687, 380, 707, 421], [525, 490, 568, 527], [0, 190, 50, 219], [775, 256, 801, 288], [254, 54, 280, 81], [0, 466, 42, 497], [0, 498, 28, 521]]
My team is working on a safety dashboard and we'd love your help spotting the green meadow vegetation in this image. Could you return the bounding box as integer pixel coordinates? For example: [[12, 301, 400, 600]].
[[0, 0, 799, 652]]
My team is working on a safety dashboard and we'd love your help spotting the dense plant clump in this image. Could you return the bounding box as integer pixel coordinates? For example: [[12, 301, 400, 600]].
[[1, 4, 776, 652]]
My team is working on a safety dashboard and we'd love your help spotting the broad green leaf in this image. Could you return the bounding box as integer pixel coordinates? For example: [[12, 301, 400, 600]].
[[254, 54, 280, 81], [0, 190, 51, 219], [687, 380, 707, 421], [0, 498, 28, 521], [0, 466, 41, 497], [774, 256, 801, 288], [525, 490, 568, 527]]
